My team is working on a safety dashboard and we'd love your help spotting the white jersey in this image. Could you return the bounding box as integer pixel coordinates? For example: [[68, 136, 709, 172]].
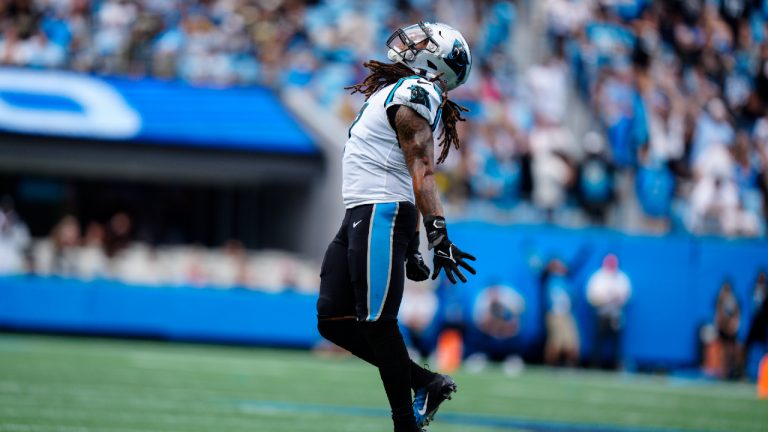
[[342, 76, 443, 208]]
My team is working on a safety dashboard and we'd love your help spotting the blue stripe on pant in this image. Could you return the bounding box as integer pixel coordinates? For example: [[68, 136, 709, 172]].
[[366, 202, 400, 321]]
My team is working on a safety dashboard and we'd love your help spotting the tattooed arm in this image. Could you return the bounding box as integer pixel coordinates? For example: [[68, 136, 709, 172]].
[[392, 106, 433, 282], [391, 105, 444, 218], [391, 104, 476, 283]]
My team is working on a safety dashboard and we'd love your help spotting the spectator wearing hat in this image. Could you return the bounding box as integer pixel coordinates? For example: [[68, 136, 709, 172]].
[[587, 253, 632, 369]]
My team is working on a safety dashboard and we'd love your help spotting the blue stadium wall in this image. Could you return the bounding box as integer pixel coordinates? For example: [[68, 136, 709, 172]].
[[1, 223, 766, 369], [448, 223, 768, 369]]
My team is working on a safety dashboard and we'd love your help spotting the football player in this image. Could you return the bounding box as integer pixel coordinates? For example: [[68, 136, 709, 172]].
[[316, 22, 476, 431]]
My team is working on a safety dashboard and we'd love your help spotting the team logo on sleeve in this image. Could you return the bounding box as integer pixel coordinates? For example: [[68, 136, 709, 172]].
[[407, 85, 431, 110]]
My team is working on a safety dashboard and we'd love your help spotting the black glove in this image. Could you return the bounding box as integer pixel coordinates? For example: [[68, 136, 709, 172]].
[[405, 231, 430, 281], [423, 215, 476, 284]]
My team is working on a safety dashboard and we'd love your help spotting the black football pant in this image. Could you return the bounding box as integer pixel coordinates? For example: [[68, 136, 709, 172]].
[[317, 202, 434, 432]]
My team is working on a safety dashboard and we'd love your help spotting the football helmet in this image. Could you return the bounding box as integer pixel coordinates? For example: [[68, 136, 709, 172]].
[[386, 21, 472, 91]]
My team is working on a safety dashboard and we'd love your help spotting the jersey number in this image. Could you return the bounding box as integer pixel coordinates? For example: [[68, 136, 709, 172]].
[[348, 102, 369, 138]]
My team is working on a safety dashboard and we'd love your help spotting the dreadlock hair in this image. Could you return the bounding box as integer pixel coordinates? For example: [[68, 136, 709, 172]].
[[346, 60, 469, 164]]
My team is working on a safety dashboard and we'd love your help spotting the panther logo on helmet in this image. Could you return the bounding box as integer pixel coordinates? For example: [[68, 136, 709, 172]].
[[444, 40, 469, 84]]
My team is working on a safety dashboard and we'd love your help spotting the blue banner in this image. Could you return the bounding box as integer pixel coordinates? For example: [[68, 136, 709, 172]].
[[0, 68, 317, 155]]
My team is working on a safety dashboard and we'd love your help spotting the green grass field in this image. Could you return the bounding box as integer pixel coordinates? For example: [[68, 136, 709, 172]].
[[0, 333, 765, 432]]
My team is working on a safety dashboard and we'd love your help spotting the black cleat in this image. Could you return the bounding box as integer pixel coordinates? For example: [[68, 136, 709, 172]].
[[412, 373, 457, 428]]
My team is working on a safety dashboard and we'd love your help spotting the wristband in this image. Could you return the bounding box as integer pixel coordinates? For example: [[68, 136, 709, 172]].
[[423, 215, 447, 250]]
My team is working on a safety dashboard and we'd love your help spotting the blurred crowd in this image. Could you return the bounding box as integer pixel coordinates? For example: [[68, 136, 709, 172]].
[[1, 0, 768, 237], [440, 0, 768, 237], [540, 0, 768, 237], [0, 201, 319, 292]]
